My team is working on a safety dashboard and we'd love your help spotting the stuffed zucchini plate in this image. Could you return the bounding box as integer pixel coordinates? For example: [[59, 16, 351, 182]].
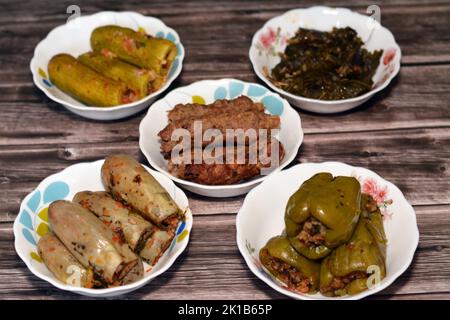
[[30, 11, 184, 120]]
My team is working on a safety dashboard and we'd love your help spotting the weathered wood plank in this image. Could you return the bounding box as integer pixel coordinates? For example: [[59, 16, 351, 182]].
[[2, 205, 449, 299], [1, 65, 450, 147], [2, 0, 450, 23], [1, 127, 449, 221], [0, 1, 449, 88]]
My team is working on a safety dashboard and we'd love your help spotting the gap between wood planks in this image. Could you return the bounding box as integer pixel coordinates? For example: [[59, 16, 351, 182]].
[[2, 125, 450, 149], [2, 203, 450, 222]]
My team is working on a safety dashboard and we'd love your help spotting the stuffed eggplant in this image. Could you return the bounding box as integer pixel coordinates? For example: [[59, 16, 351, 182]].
[[73, 191, 154, 252], [319, 194, 386, 296], [48, 54, 137, 106], [73, 190, 173, 266], [285, 172, 361, 260], [101, 154, 182, 227], [48, 200, 144, 286], [78, 51, 158, 98], [91, 25, 177, 76], [38, 232, 95, 288], [259, 236, 320, 293], [140, 228, 175, 266]]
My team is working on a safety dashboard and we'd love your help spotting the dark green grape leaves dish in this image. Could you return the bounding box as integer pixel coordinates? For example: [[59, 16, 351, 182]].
[[269, 27, 383, 100]]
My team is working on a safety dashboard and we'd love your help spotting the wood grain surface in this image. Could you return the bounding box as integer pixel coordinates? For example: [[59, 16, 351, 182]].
[[0, 0, 449, 300]]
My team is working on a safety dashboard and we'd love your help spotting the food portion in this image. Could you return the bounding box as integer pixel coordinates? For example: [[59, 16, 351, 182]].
[[259, 236, 320, 293], [260, 172, 387, 296], [167, 96, 266, 122], [47, 25, 177, 107], [319, 194, 387, 296], [48, 54, 136, 106], [73, 191, 154, 252], [78, 52, 157, 99], [168, 137, 284, 185], [38, 154, 184, 288], [158, 96, 285, 185], [284, 173, 361, 260], [48, 200, 144, 286], [37, 232, 95, 288], [140, 228, 175, 265], [73, 190, 176, 266], [101, 154, 182, 226], [91, 25, 177, 77], [269, 27, 383, 100]]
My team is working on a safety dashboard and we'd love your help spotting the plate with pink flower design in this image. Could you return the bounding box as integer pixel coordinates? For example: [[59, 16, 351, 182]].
[[249, 6, 401, 114], [236, 162, 419, 300]]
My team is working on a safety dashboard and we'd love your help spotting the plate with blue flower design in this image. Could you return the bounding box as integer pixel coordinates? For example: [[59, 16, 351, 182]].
[[139, 78, 303, 197], [30, 11, 184, 120], [13, 159, 192, 297]]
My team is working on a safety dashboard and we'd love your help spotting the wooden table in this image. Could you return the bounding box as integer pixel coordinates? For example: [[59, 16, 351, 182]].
[[1, 0, 449, 300]]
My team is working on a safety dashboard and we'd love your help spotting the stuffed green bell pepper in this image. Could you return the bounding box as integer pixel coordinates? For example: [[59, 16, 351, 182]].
[[259, 236, 320, 293], [285, 172, 361, 260], [319, 194, 387, 296]]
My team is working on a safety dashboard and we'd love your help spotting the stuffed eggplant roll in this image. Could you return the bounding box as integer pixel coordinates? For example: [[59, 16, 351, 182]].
[[38, 232, 95, 288], [48, 200, 143, 285], [319, 194, 387, 296], [285, 172, 361, 260], [73, 191, 154, 253], [78, 51, 157, 99], [140, 228, 175, 266], [101, 154, 182, 226], [48, 54, 137, 106], [259, 236, 320, 293], [91, 25, 177, 76]]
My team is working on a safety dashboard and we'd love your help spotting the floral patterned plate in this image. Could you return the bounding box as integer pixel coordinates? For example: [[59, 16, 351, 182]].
[[249, 6, 401, 114], [13, 159, 193, 297], [236, 162, 419, 300], [30, 11, 184, 120]]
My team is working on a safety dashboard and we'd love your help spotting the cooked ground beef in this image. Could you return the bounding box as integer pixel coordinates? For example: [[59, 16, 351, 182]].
[[321, 271, 367, 294], [260, 249, 312, 293], [297, 218, 327, 246]]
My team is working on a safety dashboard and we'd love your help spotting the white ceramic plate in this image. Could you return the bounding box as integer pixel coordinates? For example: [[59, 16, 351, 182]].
[[237, 162, 419, 300], [13, 159, 193, 297], [30, 11, 184, 120], [249, 6, 401, 114], [139, 78, 303, 198]]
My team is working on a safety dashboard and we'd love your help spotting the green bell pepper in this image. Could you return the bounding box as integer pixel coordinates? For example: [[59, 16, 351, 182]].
[[259, 236, 320, 293], [319, 194, 386, 296], [285, 172, 361, 259]]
